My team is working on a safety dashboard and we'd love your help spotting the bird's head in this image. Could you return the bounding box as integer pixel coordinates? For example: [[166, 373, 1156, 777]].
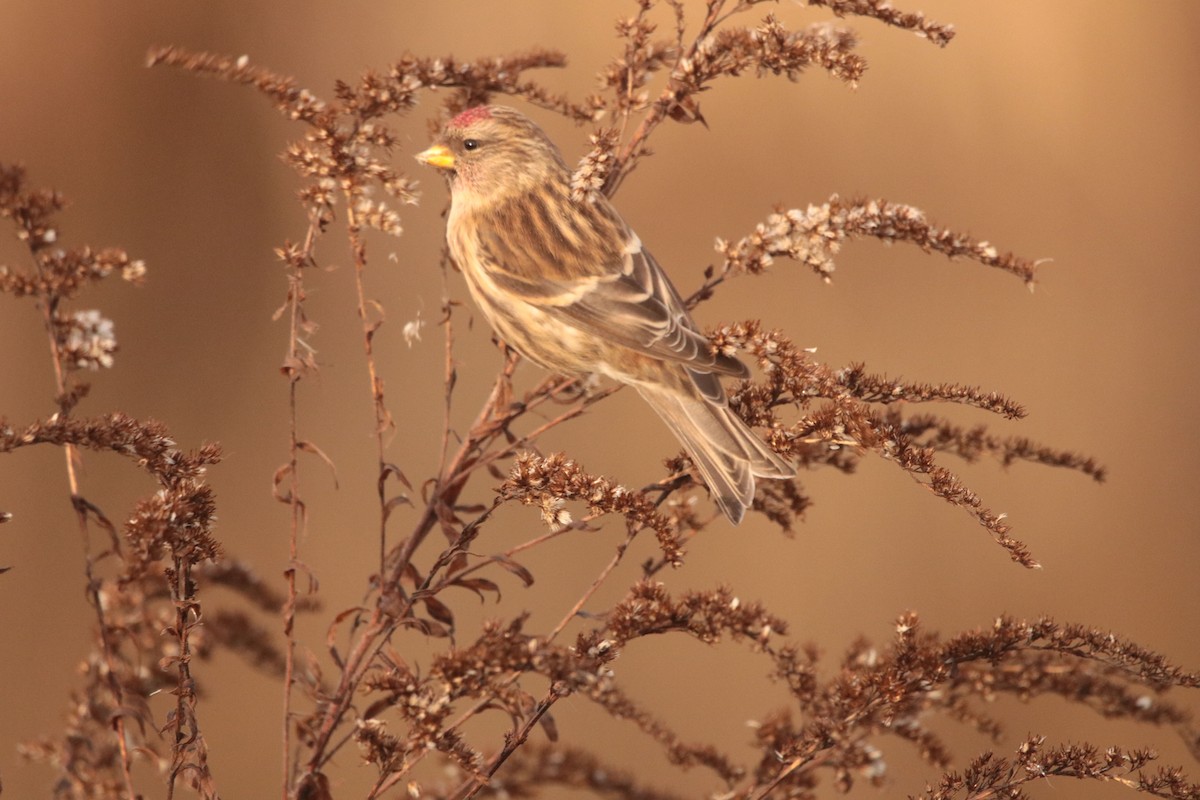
[[415, 105, 568, 205]]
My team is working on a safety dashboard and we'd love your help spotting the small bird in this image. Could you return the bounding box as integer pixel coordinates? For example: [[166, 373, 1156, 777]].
[[416, 105, 793, 524]]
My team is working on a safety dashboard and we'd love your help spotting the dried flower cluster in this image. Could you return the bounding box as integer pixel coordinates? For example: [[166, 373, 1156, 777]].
[[802, 0, 956, 46], [2, 1, 1195, 799], [502, 452, 687, 564], [715, 198, 1038, 286], [682, 17, 866, 88]]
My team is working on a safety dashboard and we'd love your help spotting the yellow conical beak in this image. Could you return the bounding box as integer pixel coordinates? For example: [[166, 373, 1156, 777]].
[[415, 143, 455, 170]]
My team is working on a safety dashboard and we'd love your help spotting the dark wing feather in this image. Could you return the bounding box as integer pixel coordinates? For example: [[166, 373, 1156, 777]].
[[476, 193, 747, 378]]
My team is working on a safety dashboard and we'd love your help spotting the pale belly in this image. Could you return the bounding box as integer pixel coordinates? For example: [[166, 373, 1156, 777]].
[[457, 255, 606, 377]]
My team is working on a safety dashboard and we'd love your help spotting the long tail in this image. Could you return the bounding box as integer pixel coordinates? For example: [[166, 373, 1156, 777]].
[[636, 383, 794, 525]]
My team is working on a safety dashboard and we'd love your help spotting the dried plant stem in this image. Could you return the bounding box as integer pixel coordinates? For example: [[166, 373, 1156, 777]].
[[281, 213, 321, 800], [345, 214, 395, 575], [307, 360, 548, 771], [459, 682, 568, 800], [33, 236, 139, 800], [465, 382, 620, 482], [388, 352, 525, 584], [81, 550, 137, 800], [300, 205, 409, 780], [605, 0, 727, 196], [368, 676, 521, 798], [461, 524, 645, 796], [549, 525, 639, 642], [429, 521, 576, 591], [303, 360, 527, 774], [437, 294, 459, 487], [366, 754, 411, 797], [752, 751, 826, 799], [306, 608, 390, 771], [166, 556, 199, 800], [366, 517, 641, 797]]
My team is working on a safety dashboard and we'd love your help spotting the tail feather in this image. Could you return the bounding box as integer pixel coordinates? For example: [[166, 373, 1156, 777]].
[[637, 384, 794, 525]]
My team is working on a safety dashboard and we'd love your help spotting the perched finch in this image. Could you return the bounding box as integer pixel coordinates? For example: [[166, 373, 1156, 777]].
[[416, 105, 793, 524]]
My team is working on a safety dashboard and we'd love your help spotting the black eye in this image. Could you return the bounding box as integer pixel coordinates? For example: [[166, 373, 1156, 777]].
[[462, 139, 480, 151]]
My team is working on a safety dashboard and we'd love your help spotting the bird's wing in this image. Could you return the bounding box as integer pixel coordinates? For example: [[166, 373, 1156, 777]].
[[476, 212, 748, 380]]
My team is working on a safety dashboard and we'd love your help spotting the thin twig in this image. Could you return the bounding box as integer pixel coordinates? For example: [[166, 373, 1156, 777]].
[[458, 682, 568, 800], [280, 212, 320, 800]]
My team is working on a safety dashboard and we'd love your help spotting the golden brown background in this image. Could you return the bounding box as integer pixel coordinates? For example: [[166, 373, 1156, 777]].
[[2, 2, 1198, 797]]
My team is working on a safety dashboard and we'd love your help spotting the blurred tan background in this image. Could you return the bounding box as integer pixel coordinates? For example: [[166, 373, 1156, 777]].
[[1, 2, 1198, 797]]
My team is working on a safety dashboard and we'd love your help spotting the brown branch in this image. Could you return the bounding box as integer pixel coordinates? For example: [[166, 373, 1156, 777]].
[[457, 682, 569, 800], [279, 212, 322, 800]]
